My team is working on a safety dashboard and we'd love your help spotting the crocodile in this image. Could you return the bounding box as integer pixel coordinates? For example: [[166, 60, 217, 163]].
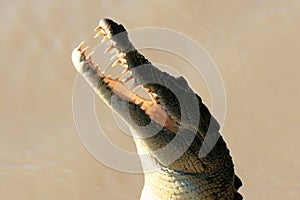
[[71, 18, 243, 200]]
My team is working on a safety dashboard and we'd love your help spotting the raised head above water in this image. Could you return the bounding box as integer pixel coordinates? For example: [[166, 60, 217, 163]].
[[71, 18, 243, 200]]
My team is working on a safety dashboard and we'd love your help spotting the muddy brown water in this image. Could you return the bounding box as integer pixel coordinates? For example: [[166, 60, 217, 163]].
[[1, 1, 299, 199]]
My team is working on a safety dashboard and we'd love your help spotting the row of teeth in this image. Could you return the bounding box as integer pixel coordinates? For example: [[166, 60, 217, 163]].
[[94, 24, 128, 66], [76, 23, 132, 82], [78, 21, 176, 129]]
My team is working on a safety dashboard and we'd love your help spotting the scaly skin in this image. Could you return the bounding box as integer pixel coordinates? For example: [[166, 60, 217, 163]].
[[71, 18, 243, 200]]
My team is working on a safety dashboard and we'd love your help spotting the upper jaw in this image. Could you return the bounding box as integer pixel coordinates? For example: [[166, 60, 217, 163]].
[[92, 18, 192, 127], [94, 18, 134, 53], [95, 18, 127, 39]]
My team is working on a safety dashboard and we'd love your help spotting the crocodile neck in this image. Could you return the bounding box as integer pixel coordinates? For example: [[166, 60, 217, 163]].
[[132, 126, 237, 200]]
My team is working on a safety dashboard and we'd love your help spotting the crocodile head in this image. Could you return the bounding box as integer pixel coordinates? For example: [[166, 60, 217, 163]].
[[71, 18, 243, 199], [72, 18, 221, 171]]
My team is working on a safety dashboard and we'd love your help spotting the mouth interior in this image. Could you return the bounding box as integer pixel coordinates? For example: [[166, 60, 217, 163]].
[[78, 20, 179, 133], [102, 70, 179, 133]]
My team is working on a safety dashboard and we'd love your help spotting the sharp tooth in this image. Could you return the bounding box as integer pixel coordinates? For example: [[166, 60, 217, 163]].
[[118, 53, 126, 58], [138, 101, 144, 107], [94, 25, 101, 31], [82, 46, 89, 55], [151, 92, 158, 98], [77, 41, 85, 50], [101, 36, 108, 43], [103, 78, 109, 84], [110, 54, 118, 61], [120, 58, 127, 65], [130, 97, 136, 102], [104, 44, 113, 54], [112, 59, 120, 67], [122, 67, 129, 74], [94, 65, 99, 71], [94, 32, 103, 38], [107, 74, 112, 79], [109, 48, 119, 55], [110, 50, 121, 60], [87, 52, 94, 60]]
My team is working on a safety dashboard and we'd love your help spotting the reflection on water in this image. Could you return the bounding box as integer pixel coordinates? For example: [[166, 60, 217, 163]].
[[0, 0, 299, 199]]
